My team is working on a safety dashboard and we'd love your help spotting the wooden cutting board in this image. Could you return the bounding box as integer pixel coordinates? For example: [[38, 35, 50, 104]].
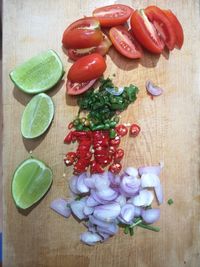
[[3, 0, 200, 266]]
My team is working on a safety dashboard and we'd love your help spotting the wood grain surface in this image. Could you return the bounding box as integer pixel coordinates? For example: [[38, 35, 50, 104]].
[[2, 0, 200, 266]]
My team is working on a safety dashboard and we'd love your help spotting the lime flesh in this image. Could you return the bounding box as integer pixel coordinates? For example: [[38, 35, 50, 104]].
[[12, 158, 53, 209], [21, 93, 54, 139], [10, 49, 64, 94]]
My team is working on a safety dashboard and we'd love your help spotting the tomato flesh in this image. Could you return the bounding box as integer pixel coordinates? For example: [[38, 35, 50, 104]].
[[67, 33, 112, 61], [109, 26, 143, 59], [131, 9, 164, 54], [62, 17, 103, 49], [93, 4, 133, 27], [144, 6, 176, 51], [67, 53, 106, 83], [162, 9, 184, 49], [66, 79, 97, 95]]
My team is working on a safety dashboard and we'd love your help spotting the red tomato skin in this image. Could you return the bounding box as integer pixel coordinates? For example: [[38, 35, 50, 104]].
[[144, 6, 176, 51], [93, 4, 133, 27], [109, 26, 143, 59], [162, 9, 184, 49], [67, 53, 107, 83], [62, 17, 103, 49], [130, 10, 164, 54], [66, 79, 97, 95]]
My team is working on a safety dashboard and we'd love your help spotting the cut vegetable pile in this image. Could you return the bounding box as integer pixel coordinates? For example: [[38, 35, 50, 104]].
[[63, 4, 183, 95], [51, 165, 163, 245], [9, 2, 184, 246]]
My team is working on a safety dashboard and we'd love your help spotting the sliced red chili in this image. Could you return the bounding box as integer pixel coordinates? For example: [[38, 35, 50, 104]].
[[64, 131, 75, 144], [113, 148, 124, 162], [64, 152, 77, 166], [68, 122, 74, 130], [130, 124, 141, 137], [74, 159, 90, 174], [115, 124, 128, 137], [90, 160, 104, 174], [109, 135, 121, 146], [108, 145, 116, 156], [109, 163, 122, 174]]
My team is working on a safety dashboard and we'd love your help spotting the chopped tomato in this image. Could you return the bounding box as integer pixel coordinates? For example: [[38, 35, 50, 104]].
[[62, 17, 103, 49], [66, 79, 97, 95], [130, 9, 165, 54], [67, 33, 112, 61], [144, 6, 176, 51], [109, 26, 143, 59], [93, 4, 133, 27], [67, 53, 106, 83], [162, 9, 184, 49]]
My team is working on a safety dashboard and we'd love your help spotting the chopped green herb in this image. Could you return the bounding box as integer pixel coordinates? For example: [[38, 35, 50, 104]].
[[77, 78, 139, 130], [124, 226, 129, 234], [109, 129, 116, 138], [129, 218, 143, 228], [129, 227, 134, 236], [75, 195, 82, 201], [138, 223, 160, 232], [145, 205, 152, 210], [167, 198, 174, 205]]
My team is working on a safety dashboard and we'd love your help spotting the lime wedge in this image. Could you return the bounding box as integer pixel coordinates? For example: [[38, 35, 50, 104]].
[[12, 158, 53, 209], [21, 93, 54, 139], [10, 49, 64, 94]]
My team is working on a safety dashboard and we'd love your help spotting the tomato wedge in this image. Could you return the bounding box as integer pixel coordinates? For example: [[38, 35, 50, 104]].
[[66, 79, 97, 95], [109, 26, 143, 59], [62, 17, 103, 49], [162, 9, 184, 49], [67, 53, 106, 83], [67, 33, 112, 61], [130, 9, 164, 54], [93, 4, 133, 27], [144, 6, 176, 51]]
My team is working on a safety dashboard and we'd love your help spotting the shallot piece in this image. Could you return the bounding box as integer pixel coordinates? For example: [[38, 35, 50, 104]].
[[132, 189, 154, 207], [120, 204, 135, 223], [52, 165, 164, 246], [141, 208, 160, 224], [70, 197, 87, 220], [80, 231, 102, 246], [106, 87, 124, 96], [141, 173, 163, 204], [146, 80, 164, 96], [138, 165, 162, 176], [50, 198, 71, 218], [76, 173, 89, 193], [93, 203, 121, 222], [120, 175, 140, 197]]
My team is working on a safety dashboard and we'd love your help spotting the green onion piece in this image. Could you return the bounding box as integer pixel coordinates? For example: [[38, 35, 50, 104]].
[[167, 198, 174, 205], [129, 227, 134, 236], [124, 226, 129, 234], [109, 129, 116, 138], [138, 223, 160, 232], [129, 218, 143, 228]]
